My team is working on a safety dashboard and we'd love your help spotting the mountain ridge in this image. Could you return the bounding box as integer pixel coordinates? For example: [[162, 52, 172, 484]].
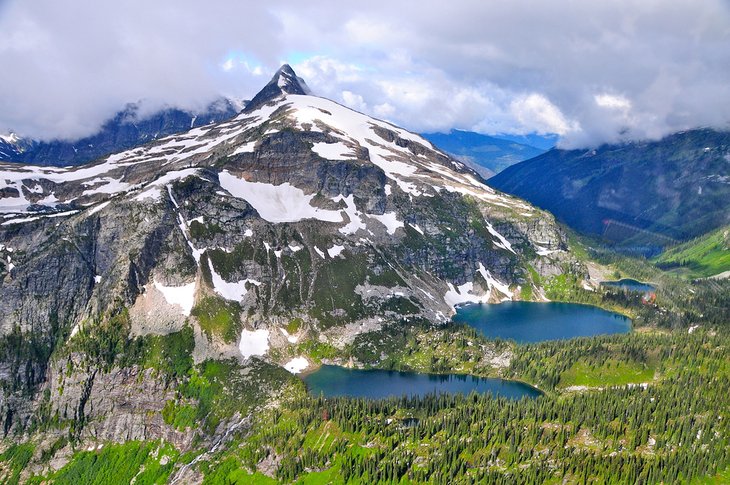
[[489, 128, 730, 252]]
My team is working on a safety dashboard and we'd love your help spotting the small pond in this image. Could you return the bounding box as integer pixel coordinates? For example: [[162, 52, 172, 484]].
[[600, 278, 655, 293]]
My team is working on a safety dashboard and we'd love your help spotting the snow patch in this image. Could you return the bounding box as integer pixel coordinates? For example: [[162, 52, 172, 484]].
[[313, 246, 325, 258], [239, 329, 269, 359], [444, 264, 512, 307], [231, 141, 257, 155], [207, 259, 261, 302], [477, 263, 513, 298], [132, 169, 201, 202], [409, 223, 424, 235], [369, 212, 404, 235], [535, 245, 557, 256], [485, 221, 516, 254], [327, 245, 345, 258], [1, 209, 80, 226], [311, 141, 355, 160], [444, 282, 487, 307], [284, 357, 309, 374], [86, 201, 111, 215], [279, 327, 299, 343], [333, 194, 366, 234], [153, 279, 196, 316], [218, 171, 343, 223]]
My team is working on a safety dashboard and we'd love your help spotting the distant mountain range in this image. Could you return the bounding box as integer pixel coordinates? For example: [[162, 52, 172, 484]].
[[0, 97, 244, 167], [421, 130, 550, 177], [489, 128, 730, 253]]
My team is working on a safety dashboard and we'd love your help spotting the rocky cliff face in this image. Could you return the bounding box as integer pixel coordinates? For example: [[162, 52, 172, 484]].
[[0, 66, 581, 457]]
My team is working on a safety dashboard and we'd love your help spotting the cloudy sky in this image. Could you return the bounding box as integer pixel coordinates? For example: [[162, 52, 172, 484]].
[[1, 0, 729, 147]]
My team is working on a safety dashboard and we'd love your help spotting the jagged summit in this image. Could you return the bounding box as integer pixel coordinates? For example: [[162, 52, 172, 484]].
[[244, 64, 311, 113]]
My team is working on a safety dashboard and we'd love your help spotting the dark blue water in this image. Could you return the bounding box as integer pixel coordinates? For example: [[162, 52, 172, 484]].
[[600, 278, 655, 293], [303, 365, 541, 400], [453, 302, 631, 344]]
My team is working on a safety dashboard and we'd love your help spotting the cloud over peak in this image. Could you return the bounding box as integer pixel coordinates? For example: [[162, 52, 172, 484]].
[[0, 0, 728, 148]]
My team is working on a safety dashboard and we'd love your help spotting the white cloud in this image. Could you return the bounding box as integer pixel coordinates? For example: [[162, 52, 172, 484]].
[[510, 94, 579, 136], [0, 0, 729, 147], [595, 93, 632, 111], [221, 58, 235, 72], [341, 90, 367, 112]]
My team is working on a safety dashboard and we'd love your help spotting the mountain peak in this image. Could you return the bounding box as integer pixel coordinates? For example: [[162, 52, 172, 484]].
[[244, 64, 311, 113]]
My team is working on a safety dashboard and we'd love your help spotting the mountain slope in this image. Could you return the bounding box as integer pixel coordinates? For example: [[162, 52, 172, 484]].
[[0, 65, 580, 448], [421, 130, 546, 177], [654, 225, 730, 278], [489, 129, 730, 252], [0, 97, 242, 167]]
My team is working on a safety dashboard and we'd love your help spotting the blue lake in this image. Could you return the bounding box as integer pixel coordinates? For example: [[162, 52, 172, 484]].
[[600, 278, 655, 293], [303, 365, 541, 400], [453, 301, 631, 344]]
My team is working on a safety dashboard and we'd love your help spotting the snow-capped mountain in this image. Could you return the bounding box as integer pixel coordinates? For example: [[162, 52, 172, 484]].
[[0, 65, 579, 440]]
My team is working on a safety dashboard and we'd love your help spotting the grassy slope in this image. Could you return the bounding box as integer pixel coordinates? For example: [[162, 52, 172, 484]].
[[558, 359, 656, 388], [654, 225, 730, 278]]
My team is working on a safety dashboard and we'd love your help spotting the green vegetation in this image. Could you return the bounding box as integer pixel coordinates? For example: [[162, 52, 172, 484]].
[[191, 296, 242, 343], [655, 225, 730, 278], [309, 254, 369, 327], [70, 309, 133, 370], [542, 272, 642, 319], [558, 358, 656, 388], [125, 325, 195, 379], [0, 442, 35, 485], [296, 340, 339, 362], [286, 318, 303, 335], [206, 244, 257, 280], [346, 322, 510, 376], [162, 400, 198, 430], [194, 330, 730, 484], [27, 441, 178, 485], [174, 358, 294, 434], [200, 457, 278, 484], [692, 465, 730, 484], [508, 333, 665, 391], [189, 220, 224, 240]]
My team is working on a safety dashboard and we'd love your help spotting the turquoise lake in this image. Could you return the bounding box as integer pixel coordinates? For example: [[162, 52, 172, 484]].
[[453, 301, 631, 343], [303, 365, 541, 400]]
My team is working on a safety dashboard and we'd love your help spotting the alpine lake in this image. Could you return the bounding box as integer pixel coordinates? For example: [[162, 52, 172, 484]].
[[303, 302, 631, 400], [600, 278, 656, 293]]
